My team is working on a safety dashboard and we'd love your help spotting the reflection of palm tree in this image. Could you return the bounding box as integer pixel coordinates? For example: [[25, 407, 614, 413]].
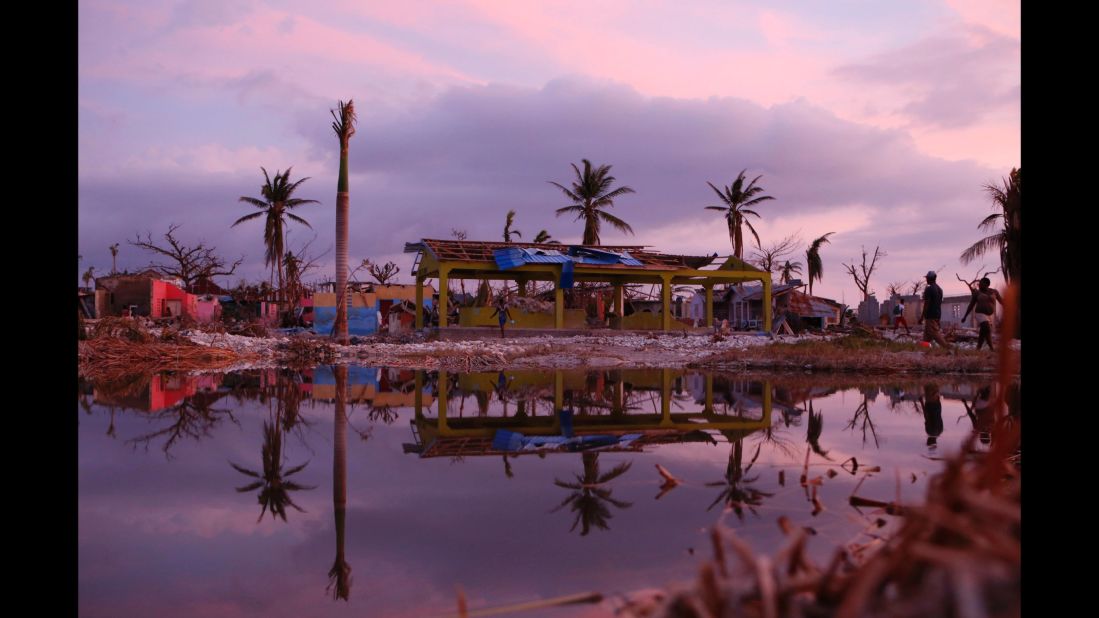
[[230, 421, 315, 522], [328, 365, 352, 600], [552, 452, 632, 536], [806, 400, 830, 459], [706, 436, 773, 519]]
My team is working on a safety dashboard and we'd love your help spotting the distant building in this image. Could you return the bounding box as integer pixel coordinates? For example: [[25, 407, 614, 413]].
[[312, 283, 436, 336], [94, 270, 196, 319]]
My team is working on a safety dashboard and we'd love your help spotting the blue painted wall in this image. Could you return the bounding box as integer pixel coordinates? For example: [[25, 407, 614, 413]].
[[311, 298, 433, 336], [312, 365, 379, 387]]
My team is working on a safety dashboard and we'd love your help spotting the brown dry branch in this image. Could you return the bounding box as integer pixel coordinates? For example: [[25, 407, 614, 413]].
[[79, 336, 256, 381]]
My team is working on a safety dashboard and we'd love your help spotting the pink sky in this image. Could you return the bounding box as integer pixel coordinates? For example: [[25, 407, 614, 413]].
[[79, 0, 1020, 301]]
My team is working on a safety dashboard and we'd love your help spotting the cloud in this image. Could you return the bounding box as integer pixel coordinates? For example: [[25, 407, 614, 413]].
[[80, 78, 1001, 298], [832, 24, 1019, 130]]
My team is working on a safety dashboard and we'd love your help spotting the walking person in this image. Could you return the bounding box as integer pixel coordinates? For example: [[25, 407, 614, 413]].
[[489, 293, 513, 339], [916, 271, 953, 350], [962, 277, 1003, 351], [892, 299, 910, 335]]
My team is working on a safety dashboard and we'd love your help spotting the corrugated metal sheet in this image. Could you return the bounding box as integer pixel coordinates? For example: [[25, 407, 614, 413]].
[[521, 248, 570, 263], [492, 248, 526, 270]]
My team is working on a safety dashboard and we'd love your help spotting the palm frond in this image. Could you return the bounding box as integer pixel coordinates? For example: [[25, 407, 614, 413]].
[[597, 210, 635, 235]]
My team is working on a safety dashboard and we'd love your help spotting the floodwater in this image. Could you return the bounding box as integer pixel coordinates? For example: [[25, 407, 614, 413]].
[[78, 367, 1014, 617]]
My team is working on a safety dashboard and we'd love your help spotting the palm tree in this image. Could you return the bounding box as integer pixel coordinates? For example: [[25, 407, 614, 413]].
[[503, 210, 522, 242], [81, 266, 95, 290], [328, 365, 352, 600], [331, 100, 357, 344], [705, 170, 775, 260], [805, 232, 834, 296], [780, 260, 803, 284], [706, 435, 772, 519], [230, 421, 315, 522], [109, 243, 119, 274], [234, 167, 319, 302], [550, 159, 635, 245], [551, 452, 632, 536], [533, 230, 558, 244], [960, 168, 1021, 284]]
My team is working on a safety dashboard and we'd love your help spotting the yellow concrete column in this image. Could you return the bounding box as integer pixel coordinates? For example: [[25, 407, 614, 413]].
[[415, 276, 424, 329], [660, 368, 673, 426], [705, 373, 713, 414], [554, 277, 564, 329], [704, 283, 714, 328], [414, 370, 423, 418], [438, 369, 448, 431], [762, 277, 772, 333], [762, 379, 772, 426], [661, 274, 672, 331], [438, 266, 450, 328], [613, 283, 624, 329]]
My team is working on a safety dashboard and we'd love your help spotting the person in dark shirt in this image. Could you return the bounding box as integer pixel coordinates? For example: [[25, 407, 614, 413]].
[[917, 271, 952, 350], [921, 383, 944, 450], [962, 277, 1003, 351]]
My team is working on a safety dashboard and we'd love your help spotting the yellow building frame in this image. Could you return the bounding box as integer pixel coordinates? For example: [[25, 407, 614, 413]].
[[409, 244, 772, 332], [414, 368, 772, 441]]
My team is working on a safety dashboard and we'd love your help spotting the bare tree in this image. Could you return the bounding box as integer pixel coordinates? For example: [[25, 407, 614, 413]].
[[750, 234, 801, 276], [130, 224, 244, 290], [908, 279, 925, 297], [955, 265, 1002, 294], [367, 260, 401, 285], [886, 281, 905, 298], [450, 228, 468, 241], [842, 245, 886, 301], [283, 237, 329, 324]]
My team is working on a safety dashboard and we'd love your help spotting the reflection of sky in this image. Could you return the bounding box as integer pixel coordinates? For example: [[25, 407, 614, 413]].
[[79, 369, 994, 617]]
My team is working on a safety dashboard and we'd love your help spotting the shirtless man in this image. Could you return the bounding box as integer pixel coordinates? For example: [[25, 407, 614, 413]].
[[489, 294, 512, 339], [962, 277, 1004, 351]]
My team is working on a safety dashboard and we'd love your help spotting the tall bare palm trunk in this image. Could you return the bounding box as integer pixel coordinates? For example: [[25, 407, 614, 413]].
[[332, 100, 356, 344], [329, 365, 352, 600]]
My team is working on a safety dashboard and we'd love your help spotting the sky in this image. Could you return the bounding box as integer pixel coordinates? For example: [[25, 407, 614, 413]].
[[78, 0, 1020, 302]]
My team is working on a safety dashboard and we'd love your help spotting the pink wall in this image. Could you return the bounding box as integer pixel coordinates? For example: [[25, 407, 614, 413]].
[[194, 297, 221, 323], [150, 280, 199, 319]]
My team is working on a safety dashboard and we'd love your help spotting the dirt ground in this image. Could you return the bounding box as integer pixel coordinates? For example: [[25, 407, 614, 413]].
[[176, 329, 1015, 374]]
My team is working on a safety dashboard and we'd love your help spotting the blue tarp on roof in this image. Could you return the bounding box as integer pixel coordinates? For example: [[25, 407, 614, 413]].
[[566, 246, 643, 266], [494, 246, 643, 271], [493, 247, 572, 270]]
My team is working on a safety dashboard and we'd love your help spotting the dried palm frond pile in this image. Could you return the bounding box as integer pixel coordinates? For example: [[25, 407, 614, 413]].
[[508, 296, 554, 313], [79, 317, 256, 380]]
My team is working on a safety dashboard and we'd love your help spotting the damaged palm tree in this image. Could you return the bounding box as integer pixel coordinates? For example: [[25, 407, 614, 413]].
[[706, 434, 773, 519], [550, 159, 635, 245], [331, 100, 357, 344], [230, 421, 315, 522], [552, 452, 633, 536], [328, 365, 353, 600]]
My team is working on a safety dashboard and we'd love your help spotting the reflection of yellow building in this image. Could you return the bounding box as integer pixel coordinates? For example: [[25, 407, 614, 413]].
[[312, 383, 435, 408], [410, 368, 771, 458]]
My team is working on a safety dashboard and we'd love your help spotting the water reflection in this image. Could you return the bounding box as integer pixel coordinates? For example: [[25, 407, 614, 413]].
[[552, 452, 633, 536], [78, 367, 1020, 617], [230, 421, 315, 522], [329, 365, 352, 601]]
